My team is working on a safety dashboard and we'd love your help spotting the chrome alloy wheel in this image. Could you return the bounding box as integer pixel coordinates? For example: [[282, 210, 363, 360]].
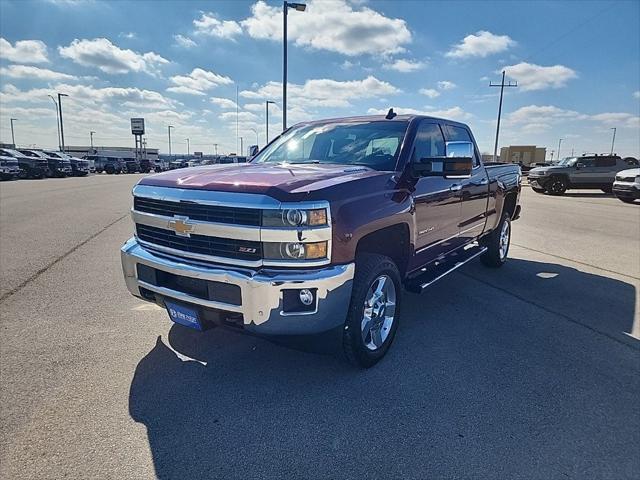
[[499, 219, 510, 260], [361, 275, 396, 351]]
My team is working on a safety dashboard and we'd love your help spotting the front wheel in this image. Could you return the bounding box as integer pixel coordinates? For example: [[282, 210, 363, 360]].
[[343, 253, 402, 368], [547, 176, 567, 196], [481, 213, 511, 268]]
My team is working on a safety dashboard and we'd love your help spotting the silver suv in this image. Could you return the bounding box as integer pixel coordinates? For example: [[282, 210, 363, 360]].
[[529, 154, 639, 195], [613, 168, 639, 204]]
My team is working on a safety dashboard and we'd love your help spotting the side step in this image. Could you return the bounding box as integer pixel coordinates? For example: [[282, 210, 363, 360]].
[[404, 243, 487, 293]]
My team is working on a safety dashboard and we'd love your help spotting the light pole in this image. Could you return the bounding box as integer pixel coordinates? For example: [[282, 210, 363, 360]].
[[239, 136, 244, 156], [610, 127, 617, 155], [249, 127, 259, 147], [557, 138, 563, 161], [9, 118, 17, 147], [167, 125, 174, 157], [265, 100, 276, 143], [213, 143, 218, 155], [185, 138, 190, 155], [57, 93, 68, 152], [90, 131, 95, 151], [48, 95, 61, 150], [283, 1, 306, 131]]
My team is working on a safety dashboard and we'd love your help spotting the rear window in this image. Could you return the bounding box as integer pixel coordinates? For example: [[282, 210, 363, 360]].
[[595, 157, 616, 167]]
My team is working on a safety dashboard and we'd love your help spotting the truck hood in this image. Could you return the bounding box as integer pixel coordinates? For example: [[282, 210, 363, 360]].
[[529, 165, 566, 175], [139, 163, 388, 198]]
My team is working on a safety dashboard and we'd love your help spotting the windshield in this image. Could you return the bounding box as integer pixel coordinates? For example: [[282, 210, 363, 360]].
[[252, 120, 408, 171], [557, 157, 578, 166]]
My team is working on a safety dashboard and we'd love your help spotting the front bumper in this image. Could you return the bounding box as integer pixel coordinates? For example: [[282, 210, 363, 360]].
[[121, 238, 355, 336], [528, 176, 550, 188], [0, 165, 20, 176], [612, 181, 640, 199]]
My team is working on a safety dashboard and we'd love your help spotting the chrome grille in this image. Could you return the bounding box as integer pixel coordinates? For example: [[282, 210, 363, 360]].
[[134, 196, 261, 226]]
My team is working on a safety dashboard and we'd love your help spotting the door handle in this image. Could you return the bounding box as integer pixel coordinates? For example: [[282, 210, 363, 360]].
[[450, 184, 462, 192], [475, 178, 489, 186]]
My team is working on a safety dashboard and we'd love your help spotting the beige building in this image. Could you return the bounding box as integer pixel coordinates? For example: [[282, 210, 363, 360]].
[[499, 146, 546, 166]]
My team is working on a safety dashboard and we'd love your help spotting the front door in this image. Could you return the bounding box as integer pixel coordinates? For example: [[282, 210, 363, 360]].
[[409, 121, 461, 270]]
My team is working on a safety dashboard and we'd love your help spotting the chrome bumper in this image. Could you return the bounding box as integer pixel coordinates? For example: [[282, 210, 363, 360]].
[[121, 238, 355, 335]]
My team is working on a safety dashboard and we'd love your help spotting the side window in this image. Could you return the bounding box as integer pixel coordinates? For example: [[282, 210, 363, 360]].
[[595, 156, 616, 167], [579, 157, 596, 167], [445, 125, 479, 167], [412, 122, 445, 161]]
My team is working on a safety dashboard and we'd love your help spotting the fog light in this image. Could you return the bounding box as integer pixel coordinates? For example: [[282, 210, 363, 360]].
[[299, 289, 314, 306]]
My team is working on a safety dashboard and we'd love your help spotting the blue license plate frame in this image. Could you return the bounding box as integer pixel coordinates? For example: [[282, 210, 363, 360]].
[[165, 300, 203, 331]]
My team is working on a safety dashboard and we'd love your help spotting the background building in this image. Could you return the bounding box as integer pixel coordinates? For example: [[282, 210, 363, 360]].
[[500, 145, 547, 166], [65, 145, 159, 161]]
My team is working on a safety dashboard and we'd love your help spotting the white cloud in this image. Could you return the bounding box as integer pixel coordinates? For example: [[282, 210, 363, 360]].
[[367, 106, 472, 121], [0, 65, 77, 81], [219, 111, 258, 122], [173, 34, 196, 48], [634, 91, 640, 99], [240, 75, 398, 109], [419, 88, 440, 98], [0, 38, 48, 64], [167, 68, 233, 96], [507, 105, 583, 125], [437, 81, 456, 90], [502, 62, 577, 91], [119, 32, 136, 39], [241, 0, 411, 56], [446, 31, 515, 59], [383, 58, 426, 73], [193, 12, 242, 39], [58, 38, 169, 75], [590, 112, 640, 129], [210, 97, 238, 109]]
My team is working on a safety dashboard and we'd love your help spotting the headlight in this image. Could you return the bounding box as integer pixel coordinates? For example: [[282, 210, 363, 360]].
[[262, 208, 327, 227], [263, 241, 328, 260]]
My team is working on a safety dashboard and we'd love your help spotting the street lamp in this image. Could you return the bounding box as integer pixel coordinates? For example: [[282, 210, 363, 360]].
[[185, 138, 190, 155], [557, 138, 563, 161], [239, 136, 244, 156], [58, 93, 68, 152], [265, 100, 276, 143], [249, 127, 259, 147], [283, 1, 306, 131], [610, 127, 617, 155], [48, 95, 61, 150], [90, 131, 95, 151], [167, 125, 174, 157], [9, 118, 17, 147]]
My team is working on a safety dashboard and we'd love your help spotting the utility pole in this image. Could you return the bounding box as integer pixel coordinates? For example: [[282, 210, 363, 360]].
[[266, 100, 276, 144], [610, 127, 617, 155], [10, 118, 17, 146], [236, 85, 239, 154], [167, 125, 174, 157], [90, 131, 95, 151], [557, 138, 563, 161], [489, 71, 517, 162], [58, 93, 68, 152], [48, 95, 61, 150]]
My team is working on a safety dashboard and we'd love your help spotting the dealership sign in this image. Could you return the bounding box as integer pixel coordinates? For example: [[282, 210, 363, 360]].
[[131, 118, 145, 135]]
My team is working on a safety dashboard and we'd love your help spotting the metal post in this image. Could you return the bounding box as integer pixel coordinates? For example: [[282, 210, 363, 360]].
[[168, 125, 174, 157], [610, 127, 617, 155], [10, 118, 17, 146], [90, 131, 95, 151], [240, 136, 244, 157], [186, 138, 190, 155], [48, 95, 61, 150], [58, 93, 68, 153], [557, 138, 563, 161], [283, 2, 288, 131], [213, 143, 218, 155], [266, 100, 275, 143], [490, 71, 517, 162]]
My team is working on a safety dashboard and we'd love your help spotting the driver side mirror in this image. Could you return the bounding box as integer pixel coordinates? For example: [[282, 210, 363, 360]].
[[412, 141, 474, 177]]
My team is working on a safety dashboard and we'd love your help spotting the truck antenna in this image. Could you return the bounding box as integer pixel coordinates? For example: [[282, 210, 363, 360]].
[[385, 108, 397, 120]]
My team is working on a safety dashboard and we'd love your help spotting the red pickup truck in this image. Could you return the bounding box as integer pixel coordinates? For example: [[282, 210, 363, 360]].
[[121, 113, 521, 367]]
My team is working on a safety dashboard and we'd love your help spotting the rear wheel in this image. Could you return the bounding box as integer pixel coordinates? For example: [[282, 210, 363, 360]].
[[547, 176, 567, 196], [481, 213, 511, 268], [343, 253, 402, 368], [105, 164, 115, 174]]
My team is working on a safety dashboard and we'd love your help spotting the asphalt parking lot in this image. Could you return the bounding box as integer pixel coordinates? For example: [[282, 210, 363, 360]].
[[1, 175, 639, 479]]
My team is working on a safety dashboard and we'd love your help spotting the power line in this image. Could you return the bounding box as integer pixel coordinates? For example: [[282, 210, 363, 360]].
[[489, 71, 518, 162]]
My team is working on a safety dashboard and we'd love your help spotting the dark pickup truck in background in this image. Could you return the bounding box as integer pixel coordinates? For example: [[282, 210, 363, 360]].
[[121, 114, 521, 367]]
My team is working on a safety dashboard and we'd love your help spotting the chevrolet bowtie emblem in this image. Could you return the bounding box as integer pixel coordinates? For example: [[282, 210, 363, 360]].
[[168, 216, 195, 237]]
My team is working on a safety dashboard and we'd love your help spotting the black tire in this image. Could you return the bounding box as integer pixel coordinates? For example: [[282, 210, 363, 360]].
[[481, 213, 511, 268], [546, 176, 567, 196], [105, 165, 115, 174], [601, 186, 613, 194], [618, 197, 637, 204], [531, 186, 546, 193], [342, 253, 402, 368]]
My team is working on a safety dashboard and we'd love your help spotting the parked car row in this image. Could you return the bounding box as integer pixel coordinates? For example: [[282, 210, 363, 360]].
[[84, 155, 154, 174], [0, 148, 86, 179], [528, 153, 639, 203]]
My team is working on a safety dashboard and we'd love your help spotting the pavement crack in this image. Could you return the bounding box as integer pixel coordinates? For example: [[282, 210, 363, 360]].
[[459, 271, 640, 352], [512, 243, 640, 281], [0, 213, 130, 304]]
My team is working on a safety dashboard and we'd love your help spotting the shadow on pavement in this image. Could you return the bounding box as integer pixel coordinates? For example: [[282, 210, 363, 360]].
[[129, 259, 639, 479]]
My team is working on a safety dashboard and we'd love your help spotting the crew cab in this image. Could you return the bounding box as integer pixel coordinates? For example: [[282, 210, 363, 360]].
[[529, 154, 638, 195], [0, 151, 20, 180], [121, 114, 521, 367], [19, 149, 71, 177], [0, 148, 47, 178], [86, 155, 124, 174], [45, 150, 90, 176]]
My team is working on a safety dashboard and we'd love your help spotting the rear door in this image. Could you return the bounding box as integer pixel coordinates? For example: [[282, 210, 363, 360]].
[[569, 156, 597, 184], [444, 124, 490, 244], [593, 156, 619, 184], [410, 121, 462, 268]]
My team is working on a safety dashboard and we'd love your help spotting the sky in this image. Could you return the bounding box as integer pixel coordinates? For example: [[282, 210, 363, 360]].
[[0, 0, 639, 158]]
